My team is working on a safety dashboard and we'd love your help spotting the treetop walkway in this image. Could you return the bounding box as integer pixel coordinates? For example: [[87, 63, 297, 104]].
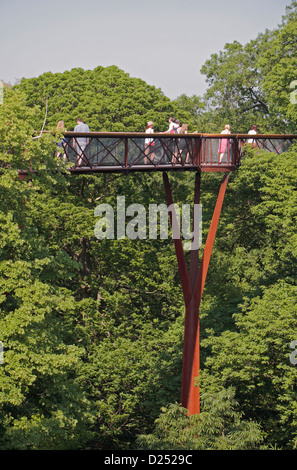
[[52, 131, 297, 174]]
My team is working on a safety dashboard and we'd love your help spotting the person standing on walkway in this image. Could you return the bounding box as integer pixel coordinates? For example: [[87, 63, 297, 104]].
[[247, 125, 258, 148], [73, 118, 90, 166], [219, 124, 231, 163], [56, 120, 68, 163], [166, 116, 179, 134]]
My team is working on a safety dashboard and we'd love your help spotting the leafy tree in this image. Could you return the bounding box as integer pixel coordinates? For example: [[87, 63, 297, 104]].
[[137, 388, 263, 450], [172, 94, 205, 131], [201, 281, 297, 449], [260, 1, 297, 132], [200, 35, 275, 133], [199, 1, 297, 133], [16, 66, 191, 132], [0, 88, 193, 448], [0, 87, 96, 449]]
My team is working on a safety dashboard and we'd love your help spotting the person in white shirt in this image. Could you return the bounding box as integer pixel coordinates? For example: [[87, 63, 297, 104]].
[[247, 125, 258, 148], [167, 117, 179, 134], [73, 118, 90, 165]]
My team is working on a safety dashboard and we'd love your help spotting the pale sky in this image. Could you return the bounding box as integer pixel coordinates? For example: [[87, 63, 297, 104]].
[[0, 0, 290, 99]]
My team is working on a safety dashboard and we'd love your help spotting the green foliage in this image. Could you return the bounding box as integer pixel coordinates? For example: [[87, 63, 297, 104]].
[[202, 282, 297, 449], [199, 2, 297, 132], [172, 94, 205, 131], [16, 66, 182, 133], [0, 89, 95, 449], [0, 87, 58, 171], [137, 388, 263, 450], [260, 2, 297, 131], [0, 89, 189, 448]]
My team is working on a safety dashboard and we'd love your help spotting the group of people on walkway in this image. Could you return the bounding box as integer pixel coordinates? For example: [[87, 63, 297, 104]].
[[144, 117, 189, 164], [56, 116, 259, 167], [145, 116, 188, 141]]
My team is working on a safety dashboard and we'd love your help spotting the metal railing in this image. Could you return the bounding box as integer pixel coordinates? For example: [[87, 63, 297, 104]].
[[16, 132, 296, 176], [61, 132, 232, 172], [58, 132, 296, 173]]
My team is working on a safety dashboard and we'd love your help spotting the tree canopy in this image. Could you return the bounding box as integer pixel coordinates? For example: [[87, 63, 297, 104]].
[[17, 65, 194, 133]]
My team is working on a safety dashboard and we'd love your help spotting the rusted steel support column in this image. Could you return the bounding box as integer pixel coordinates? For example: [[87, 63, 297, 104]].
[[182, 296, 200, 414], [163, 172, 229, 416], [182, 172, 201, 414], [162, 172, 200, 414], [185, 172, 229, 415]]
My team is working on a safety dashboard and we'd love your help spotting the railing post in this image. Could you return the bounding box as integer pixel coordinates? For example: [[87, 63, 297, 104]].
[[233, 137, 239, 165], [193, 136, 201, 166], [125, 138, 128, 168]]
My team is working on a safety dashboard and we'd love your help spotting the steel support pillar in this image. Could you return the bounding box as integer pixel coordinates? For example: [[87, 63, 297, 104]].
[[163, 172, 229, 415]]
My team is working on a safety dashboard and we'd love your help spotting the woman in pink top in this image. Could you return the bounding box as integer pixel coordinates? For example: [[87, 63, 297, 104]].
[[219, 124, 231, 163]]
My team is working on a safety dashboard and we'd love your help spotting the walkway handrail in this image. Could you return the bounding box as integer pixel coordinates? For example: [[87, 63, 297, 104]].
[[63, 131, 297, 138]]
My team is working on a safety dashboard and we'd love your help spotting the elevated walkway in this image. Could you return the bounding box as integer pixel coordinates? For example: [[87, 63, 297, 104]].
[[50, 132, 297, 174]]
